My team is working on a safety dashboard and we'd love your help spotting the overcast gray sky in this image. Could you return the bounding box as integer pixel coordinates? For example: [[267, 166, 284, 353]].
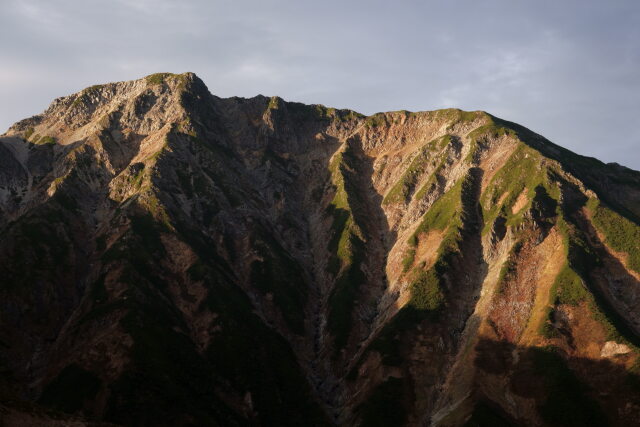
[[1, 0, 639, 169]]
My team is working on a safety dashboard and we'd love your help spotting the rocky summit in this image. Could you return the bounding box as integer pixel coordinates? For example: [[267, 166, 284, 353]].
[[1, 72, 640, 426]]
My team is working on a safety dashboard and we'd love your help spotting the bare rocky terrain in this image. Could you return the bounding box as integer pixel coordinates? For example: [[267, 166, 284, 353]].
[[1, 72, 640, 426]]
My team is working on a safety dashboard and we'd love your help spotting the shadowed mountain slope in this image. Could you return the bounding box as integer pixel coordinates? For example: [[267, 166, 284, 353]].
[[1, 72, 640, 426]]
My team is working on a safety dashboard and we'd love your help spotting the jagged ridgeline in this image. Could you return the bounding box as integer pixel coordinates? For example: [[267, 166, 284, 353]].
[[1, 72, 640, 426]]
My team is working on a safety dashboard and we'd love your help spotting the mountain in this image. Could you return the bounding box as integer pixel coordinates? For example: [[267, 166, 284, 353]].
[[1, 72, 640, 426]]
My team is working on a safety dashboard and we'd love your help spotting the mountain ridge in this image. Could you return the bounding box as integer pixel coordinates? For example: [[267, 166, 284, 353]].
[[1, 72, 640, 426]]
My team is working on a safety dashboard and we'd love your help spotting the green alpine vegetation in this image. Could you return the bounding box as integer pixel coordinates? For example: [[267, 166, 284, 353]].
[[383, 135, 450, 205], [587, 198, 640, 273], [2, 72, 640, 427], [326, 146, 367, 351]]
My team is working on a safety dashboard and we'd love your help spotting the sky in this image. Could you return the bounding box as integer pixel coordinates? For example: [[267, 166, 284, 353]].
[[1, 0, 639, 169]]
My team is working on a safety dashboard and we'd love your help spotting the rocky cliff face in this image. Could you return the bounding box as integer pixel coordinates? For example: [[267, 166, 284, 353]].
[[1, 72, 640, 426]]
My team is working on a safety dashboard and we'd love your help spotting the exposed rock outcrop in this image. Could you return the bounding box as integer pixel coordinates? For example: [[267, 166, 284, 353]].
[[1, 72, 640, 426]]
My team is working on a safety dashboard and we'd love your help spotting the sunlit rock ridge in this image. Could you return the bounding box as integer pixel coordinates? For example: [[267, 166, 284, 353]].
[[1, 72, 640, 426]]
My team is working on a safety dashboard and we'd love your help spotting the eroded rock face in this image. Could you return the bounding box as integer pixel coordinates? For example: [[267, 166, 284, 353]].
[[601, 341, 632, 358], [1, 72, 640, 426]]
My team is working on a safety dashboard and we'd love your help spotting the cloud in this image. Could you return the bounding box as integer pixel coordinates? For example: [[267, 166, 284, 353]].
[[1, 0, 639, 169]]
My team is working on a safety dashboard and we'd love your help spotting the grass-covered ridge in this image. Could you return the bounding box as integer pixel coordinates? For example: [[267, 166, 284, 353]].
[[413, 150, 450, 201], [403, 173, 469, 271], [145, 72, 186, 86], [37, 135, 56, 145], [465, 121, 518, 163], [411, 177, 464, 238], [24, 127, 35, 140], [27, 133, 57, 145], [362, 173, 476, 370], [540, 261, 588, 338], [587, 198, 640, 273], [467, 122, 517, 142], [539, 199, 640, 347], [383, 135, 450, 205], [356, 215, 466, 371], [326, 149, 364, 275], [267, 96, 281, 110], [326, 146, 367, 350], [480, 144, 548, 234], [431, 108, 487, 126], [408, 268, 444, 312], [553, 264, 588, 306], [364, 113, 387, 128], [404, 176, 472, 311]]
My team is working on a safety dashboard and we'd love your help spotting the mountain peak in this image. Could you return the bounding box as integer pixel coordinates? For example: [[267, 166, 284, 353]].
[[1, 74, 640, 425], [3, 72, 213, 145]]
